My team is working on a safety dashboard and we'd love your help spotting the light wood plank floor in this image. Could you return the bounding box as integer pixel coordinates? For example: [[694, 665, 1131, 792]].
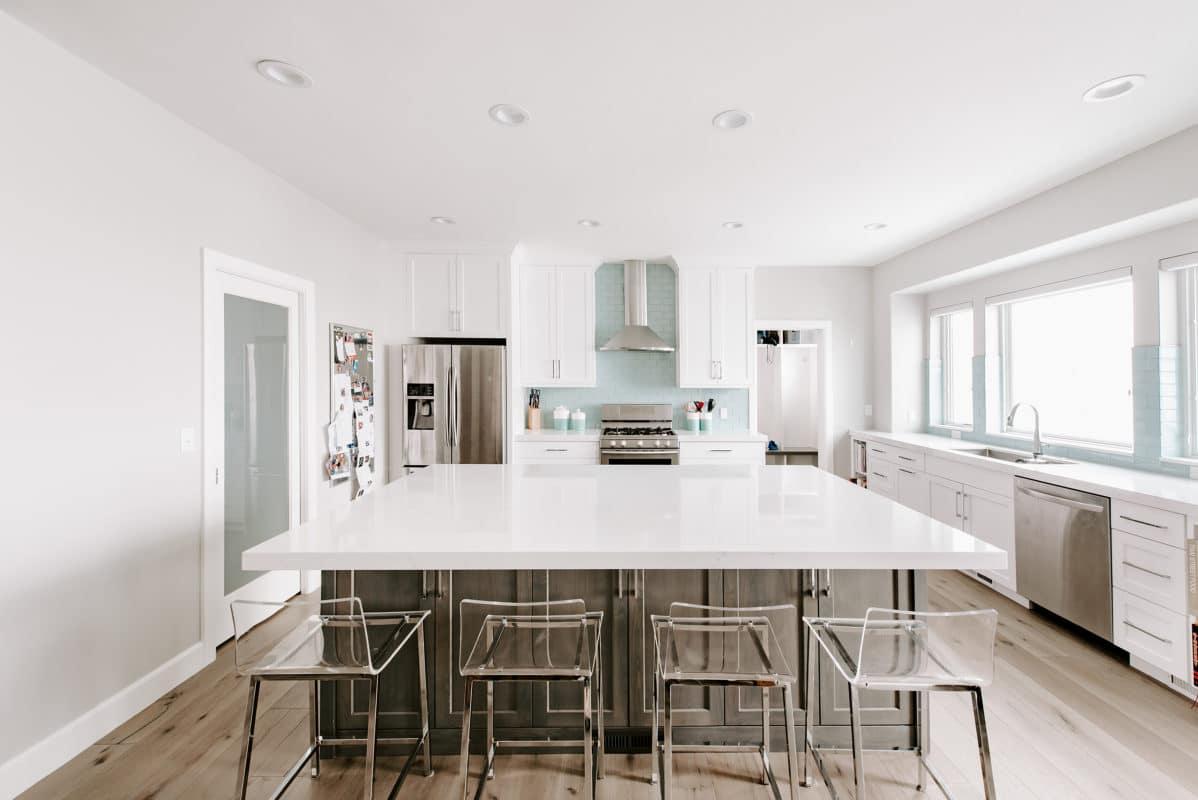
[[21, 571, 1198, 799]]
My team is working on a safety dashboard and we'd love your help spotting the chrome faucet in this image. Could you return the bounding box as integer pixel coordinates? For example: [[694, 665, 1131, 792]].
[[1006, 402, 1043, 461]]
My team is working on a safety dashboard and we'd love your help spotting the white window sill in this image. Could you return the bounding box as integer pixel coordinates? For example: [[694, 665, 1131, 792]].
[[1160, 456, 1198, 467], [929, 423, 973, 434], [985, 430, 1133, 457]]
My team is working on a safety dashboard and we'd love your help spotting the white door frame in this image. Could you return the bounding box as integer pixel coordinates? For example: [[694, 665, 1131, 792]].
[[755, 319, 834, 472], [202, 248, 317, 658]]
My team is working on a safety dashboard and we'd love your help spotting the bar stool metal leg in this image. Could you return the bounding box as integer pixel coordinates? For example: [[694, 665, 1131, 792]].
[[781, 684, 800, 800], [848, 685, 865, 799], [971, 687, 998, 800], [915, 689, 926, 791], [597, 643, 606, 781], [309, 680, 320, 778], [417, 621, 433, 777], [235, 677, 261, 800], [459, 678, 475, 800], [582, 676, 594, 800], [760, 686, 770, 784], [364, 676, 380, 800], [485, 683, 496, 779], [801, 624, 815, 788], [650, 669, 660, 785], [662, 681, 674, 800]]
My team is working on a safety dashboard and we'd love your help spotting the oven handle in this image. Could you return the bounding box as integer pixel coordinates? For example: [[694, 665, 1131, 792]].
[[600, 449, 680, 456]]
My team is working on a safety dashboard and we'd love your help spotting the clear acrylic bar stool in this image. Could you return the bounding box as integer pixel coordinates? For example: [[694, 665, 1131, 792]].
[[803, 607, 999, 800], [458, 598, 604, 800], [230, 595, 433, 800], [651, 603, 802, 800]]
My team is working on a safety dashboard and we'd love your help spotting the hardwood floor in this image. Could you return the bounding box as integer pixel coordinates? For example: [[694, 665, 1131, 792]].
[[21, 571, 1198, 799]]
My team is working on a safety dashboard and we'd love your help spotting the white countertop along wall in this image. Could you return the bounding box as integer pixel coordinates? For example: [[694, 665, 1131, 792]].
[[244, 464, 1005, 572], [853, 429, 1198, 515]]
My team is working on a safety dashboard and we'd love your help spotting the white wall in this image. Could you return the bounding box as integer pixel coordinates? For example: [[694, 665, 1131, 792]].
[[872, 125, 1198, 430], [0, 12, 403, 789], [755, 266, 873, 476]]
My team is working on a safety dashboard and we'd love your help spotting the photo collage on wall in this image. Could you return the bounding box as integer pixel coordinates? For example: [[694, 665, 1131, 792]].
[[326, 323, 376, 499]]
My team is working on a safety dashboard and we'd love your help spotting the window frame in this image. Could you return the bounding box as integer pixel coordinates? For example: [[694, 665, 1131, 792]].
[[929, 303, 974, 430], [1178, 265, 1198, 458], [991, 269, 1133, 450]]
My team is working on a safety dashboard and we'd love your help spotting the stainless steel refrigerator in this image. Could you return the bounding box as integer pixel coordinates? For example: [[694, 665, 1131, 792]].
[[399, 344, 506, 467]]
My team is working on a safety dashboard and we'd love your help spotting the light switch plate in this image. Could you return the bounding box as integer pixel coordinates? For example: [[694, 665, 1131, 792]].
[[181, 427, 196, 453], [864, 404, 873, 417], [719, 407, 728, 419]]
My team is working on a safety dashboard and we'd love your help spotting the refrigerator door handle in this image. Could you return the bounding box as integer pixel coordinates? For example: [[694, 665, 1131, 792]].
[[447, 364, 457, 449]]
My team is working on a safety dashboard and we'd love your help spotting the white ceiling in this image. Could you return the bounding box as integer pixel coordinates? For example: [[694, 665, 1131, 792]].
[[6, 0, 1198, 266]]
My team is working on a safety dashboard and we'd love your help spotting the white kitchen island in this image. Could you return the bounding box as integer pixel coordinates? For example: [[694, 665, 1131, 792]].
[[242, 464, 1005, 762], [243, 464, 1005, 572]]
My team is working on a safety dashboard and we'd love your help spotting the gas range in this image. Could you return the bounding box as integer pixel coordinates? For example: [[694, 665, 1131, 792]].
[[599, 404, 678, 464]]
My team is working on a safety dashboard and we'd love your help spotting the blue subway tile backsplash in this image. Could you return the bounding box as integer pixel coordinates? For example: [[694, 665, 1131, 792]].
[[527, 263, 750, 430]]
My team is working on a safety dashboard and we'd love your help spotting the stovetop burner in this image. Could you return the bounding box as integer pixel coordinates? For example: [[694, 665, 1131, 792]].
[[602, 426, 676, 436]]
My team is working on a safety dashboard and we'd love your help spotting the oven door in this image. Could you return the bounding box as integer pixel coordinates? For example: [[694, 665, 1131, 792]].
[[600, 449, 679, 465]]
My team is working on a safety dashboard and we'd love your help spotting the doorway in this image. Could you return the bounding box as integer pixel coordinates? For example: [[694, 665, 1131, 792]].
[[754, 320, 832, 470], [202, 249, 315, 655]]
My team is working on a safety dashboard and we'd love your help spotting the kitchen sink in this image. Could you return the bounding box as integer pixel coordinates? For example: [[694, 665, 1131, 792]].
[[957, 447, 1074, 465]]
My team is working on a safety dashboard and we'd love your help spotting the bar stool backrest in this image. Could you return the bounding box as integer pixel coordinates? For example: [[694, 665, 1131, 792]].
[[855, 607, 998, 687], [458, 598, 599, 675], [230, 595, 372, 676], [653, 602, 798, 679]]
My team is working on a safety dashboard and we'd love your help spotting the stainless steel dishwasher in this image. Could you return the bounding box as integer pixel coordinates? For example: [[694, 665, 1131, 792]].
[[1014, 477, 1113, 640]]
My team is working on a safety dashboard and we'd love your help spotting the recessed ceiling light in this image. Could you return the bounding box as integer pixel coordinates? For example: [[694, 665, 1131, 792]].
[[577, 219, 600, 228], [712, 109, 753, 130], [430, 216, 456, 225], [722, 221, 744, 230], [255, 59, 313, 88], [1082, 74, 1145, 103], [489, 104, 530, 126], [864, 223, 888, 231]]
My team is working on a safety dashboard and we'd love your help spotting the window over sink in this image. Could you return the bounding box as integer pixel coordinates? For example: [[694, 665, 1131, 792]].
[[990, 269, 1133, 449], [929, 304, 973, 429]]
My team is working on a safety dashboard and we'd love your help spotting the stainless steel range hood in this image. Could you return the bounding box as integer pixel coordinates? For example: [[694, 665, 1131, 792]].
[[599, 260, 675, 352]]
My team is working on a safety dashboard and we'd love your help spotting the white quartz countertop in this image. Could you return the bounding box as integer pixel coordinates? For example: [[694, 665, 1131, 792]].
[[243, 464, 1005, 572], [515, 429, 601, 443], [852, 430, 1198, 515], [675, 430, 768, 443]]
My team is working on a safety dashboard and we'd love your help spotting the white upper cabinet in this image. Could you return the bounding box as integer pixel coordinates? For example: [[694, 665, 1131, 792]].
[[677, 267, 753, 388], [408, 252, 506, 337], [520, 265, 595, 386]]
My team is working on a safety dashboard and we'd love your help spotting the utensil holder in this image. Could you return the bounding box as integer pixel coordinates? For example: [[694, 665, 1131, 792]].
[[699, 412, 713, 432], [527, 408, 542, 430], [686, 412, 700, 432]]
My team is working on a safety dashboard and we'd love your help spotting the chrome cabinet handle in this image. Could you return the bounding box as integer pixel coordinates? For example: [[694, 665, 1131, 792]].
[[710, 448, 733, 453], [870, 447, 885, 454], [545, 448, 568, 452], [898, 455, 915, 462], [421, 570, 432, 598], [805, 568, 818, 598], [871, 471, 886, 478], [1119, 514, 1167, 530], [955, 491, 962, 519], [899, 468, 915, 475], [963, 493, 970, 522], [617, 569, 624, 598], [821, 569, 831, 597], [631, 570, 640, 598], [1121, 561, 1171, 580], [1123, 619, 1170, 644]]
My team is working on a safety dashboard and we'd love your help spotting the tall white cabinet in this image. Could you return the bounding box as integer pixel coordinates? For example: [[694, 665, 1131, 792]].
[[408, 252, 506, 337], [519, 265, 596, 386], [677, 267, 753, 388]]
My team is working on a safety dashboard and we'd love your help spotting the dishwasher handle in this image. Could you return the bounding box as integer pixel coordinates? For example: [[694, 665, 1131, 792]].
[[1017, 486, 1105, 514]]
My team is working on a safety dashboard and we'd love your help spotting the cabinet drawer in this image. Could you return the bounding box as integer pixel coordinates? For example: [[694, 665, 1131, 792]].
[[512, 441, 599, 464], [925, 454, 1013, 498], [1112, 530, 1186, 612], [865, 441, 924, 471], [1113, 588, 1189, 678], [867, 459, 897, 499], [678, 442, 764, 464], [1112, 499, 1185, 549]]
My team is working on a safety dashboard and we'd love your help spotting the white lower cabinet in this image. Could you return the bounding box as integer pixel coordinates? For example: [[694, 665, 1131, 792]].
[[895, 466, 930, 515], [678, 440, 764, 465], [867, 459, 897, 499], [1113, 587, 1189, 678], [925, 475, 1015, 590], [1112, 529, 1187, 612], [512, 440, 599, 464]]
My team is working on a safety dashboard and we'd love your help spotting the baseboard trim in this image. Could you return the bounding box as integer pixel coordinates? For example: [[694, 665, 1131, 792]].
[[0, 641, 211, 798]]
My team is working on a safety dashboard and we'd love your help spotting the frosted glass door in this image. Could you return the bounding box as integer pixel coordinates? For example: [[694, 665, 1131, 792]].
[[224, 295, 291, 593]]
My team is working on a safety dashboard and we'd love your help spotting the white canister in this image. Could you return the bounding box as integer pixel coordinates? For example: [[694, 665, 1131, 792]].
[[570, 409, 586, 432], [553, 405, 570, 431]]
